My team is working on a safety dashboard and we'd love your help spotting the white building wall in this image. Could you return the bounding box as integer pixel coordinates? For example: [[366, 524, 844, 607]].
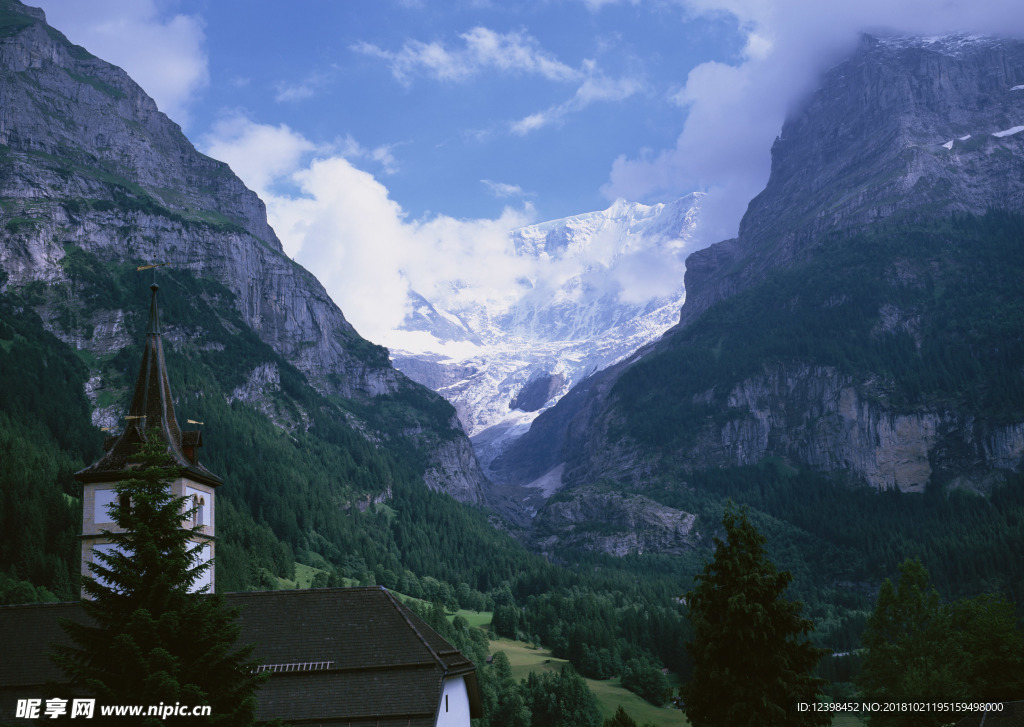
[[435, 676, 472, 727], [81, 477, 216, 596], [181, 481, 215, 537]]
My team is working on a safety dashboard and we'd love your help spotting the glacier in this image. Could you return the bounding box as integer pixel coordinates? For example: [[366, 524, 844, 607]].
[[388, 194, 703, 474]]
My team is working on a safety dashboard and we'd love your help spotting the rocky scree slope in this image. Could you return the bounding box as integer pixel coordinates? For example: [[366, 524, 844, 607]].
[[0, 0, 485, 503], [491, 34, 1024, 540]]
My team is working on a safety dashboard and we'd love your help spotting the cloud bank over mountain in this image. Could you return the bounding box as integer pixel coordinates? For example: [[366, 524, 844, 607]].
[[600, 0, 1024, 244], [201, 114, 536, 342], [34, 0, 1024, 341]]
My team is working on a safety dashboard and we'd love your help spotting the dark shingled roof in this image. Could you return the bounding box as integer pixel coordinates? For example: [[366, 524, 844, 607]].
[[235, 587, 481, 725], [0, 601, 84, 692], [74, 284, 221, 488], [0, 587, 482, 726]]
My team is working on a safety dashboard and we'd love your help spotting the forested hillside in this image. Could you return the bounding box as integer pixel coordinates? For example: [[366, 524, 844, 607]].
[[0, 258, 693, 708], [615, 213, 1024, 451], [3, 1, 1024, 714], [516, 212, 1024, 655]]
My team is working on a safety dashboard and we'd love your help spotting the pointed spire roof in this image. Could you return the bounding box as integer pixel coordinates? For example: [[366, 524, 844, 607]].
[[75, 284, 222, 487]]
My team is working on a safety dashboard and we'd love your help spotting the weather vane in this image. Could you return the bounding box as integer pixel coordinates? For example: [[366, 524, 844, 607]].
[[136, 261, 169, 285]]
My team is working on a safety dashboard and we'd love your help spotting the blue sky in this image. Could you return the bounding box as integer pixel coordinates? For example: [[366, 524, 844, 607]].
[[35, 1, 749, 222], [31, 0, 1024, 342]]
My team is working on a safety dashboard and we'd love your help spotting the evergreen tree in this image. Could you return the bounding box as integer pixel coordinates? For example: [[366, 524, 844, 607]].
[[858, 558, 1024, 727], [620, 657, 669, 705], [489, 652, 530, 727], [521, 664, 602, 727], [682, 505, 829, 727], [493, 603, 521, 638], [857, 559, 958, 727], [603, 705, 639, 727], [52, 437, 263, 726]]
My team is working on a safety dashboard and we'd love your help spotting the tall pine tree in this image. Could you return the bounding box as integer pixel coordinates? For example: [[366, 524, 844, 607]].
[[53, 437, 263, 726], [682, 505, 829, 727], [857, 558, 1024, 727]]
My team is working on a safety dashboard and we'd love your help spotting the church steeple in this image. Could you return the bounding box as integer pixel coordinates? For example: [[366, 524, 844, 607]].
[[76, 284, 221, 487], [127, 282, 183, 448], [75, 284, 220, 595]]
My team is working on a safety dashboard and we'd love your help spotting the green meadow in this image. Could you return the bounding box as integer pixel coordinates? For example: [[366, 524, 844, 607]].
[[488, 635, 688, 726]]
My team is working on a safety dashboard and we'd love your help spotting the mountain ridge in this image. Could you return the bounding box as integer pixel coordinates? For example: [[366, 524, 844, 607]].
[[681, 32, 1024, 328], [490, 32, 1024, 533], [0, 0, 486, 504], [389, 195, 701, 483]]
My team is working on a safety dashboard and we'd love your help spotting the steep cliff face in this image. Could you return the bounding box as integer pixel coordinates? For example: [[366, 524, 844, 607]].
[[567, 364, 1024, 495], [0, 0, 485, 503], [681, 34, 1024, 328], [532, 490, 700, 557], [493, 33, 1024, 537], [0, 1, 368, 391]]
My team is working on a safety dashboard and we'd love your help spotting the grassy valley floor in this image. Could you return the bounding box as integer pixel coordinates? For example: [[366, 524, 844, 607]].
[[488, 634, 688, 725]]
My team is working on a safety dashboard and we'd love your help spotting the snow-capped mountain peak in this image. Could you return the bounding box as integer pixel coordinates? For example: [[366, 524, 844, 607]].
[[388, 194, 703, 473]]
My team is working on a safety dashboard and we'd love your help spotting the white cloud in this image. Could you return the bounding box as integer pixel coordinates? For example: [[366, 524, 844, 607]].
[[482, 180, 528, 198], [574, 68, 644, 105], [264, 158, 415, 335], [273, 67, 340, 104], [274, 82, 316, 103], [602, 0, 1024, 247], [353, 26, 579, 84], [34, 0, 208, 127], [201, 115, 319, 197], [511, 66, 644, 134], [201, 116, 537, 343], [267, 159, 536, 342], [511, 112, 551, 135], [338, 135, 402, 175], [357, 25, 641, 136], [461, 27, 579, 81], [199, 118, 403, 198]]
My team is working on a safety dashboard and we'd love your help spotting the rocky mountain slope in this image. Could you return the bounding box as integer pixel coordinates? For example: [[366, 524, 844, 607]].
[[681, 33, 1024, 327], [0, 0, 485, 503], [390, 196, 700, 475], [492, 33, 1024, 542]]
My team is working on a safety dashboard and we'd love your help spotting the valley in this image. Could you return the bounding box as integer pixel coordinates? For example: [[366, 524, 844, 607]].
[[389, 195, 700, 476], [1, 1, 1023, 723]]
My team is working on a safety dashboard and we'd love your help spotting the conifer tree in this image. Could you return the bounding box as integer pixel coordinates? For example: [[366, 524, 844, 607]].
[[603, 705, 639, 727], [682, 505, 829, 727], [858, 558, 1024, 727], [521, 664, 602, 727], [488, 651, 530, 727], [53, 437, 263, 726]]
